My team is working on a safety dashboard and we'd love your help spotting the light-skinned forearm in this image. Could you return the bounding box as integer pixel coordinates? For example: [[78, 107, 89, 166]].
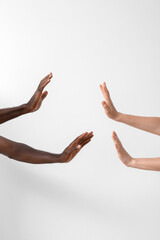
[[0, 136, 62, 164], [129, 157, 160, 171], [99, 82, 160, 135], [0, 104, 30, 124], [117, 113, 160, 136]]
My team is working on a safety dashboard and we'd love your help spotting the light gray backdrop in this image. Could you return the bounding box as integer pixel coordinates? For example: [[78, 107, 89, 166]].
[[0, 0, 160, 239]]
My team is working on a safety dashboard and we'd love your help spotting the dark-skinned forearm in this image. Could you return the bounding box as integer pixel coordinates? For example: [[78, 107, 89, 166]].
[[0, 136, 62, 164], [0, 104, 30, 124]]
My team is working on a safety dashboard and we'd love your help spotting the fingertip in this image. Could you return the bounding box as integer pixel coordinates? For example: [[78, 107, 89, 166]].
[[77, 145, 81, 149], [88, 135, 93, 140], [49, 72, 53, 79], [88, 131, 93, 134], [102, 101, 106, 107], [112, 132, 116, 140], [82, 132, 87, 136], [42, 91, 48, 100]]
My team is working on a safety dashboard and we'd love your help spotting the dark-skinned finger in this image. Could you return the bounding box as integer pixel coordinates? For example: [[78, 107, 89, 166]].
[[80, 138, 92, 148], [40, 77, 51, 89], [68, 132, 88, 147], [78, 131, 93, 141], [47, 72, 52, 80], [78, 133, 93, 145], [79, 131, 92, 140], [38, 74, 52, 91], [74, 132, 89, 142], [42, 73, 52, 84], [42, 91, 48, 100], [40, 75, 50, 85], [42, 73, 52, 83]]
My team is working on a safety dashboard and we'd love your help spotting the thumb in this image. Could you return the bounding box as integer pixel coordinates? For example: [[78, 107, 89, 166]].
[[102, 101, 110, 112], [42, 91, 48, 100], [70, 144, 81, 152]]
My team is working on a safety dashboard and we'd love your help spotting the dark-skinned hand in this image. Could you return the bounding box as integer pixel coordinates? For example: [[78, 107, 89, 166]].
[[27, 72, 53, 112], [60, 132, 94, 163]]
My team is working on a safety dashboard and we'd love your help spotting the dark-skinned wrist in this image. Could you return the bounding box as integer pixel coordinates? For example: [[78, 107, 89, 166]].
[[18, 104, 30, 114], [24, 103, 33, 114], [57, 152, 67, 163]]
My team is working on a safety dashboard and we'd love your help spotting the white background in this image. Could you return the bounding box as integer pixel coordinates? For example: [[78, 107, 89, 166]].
[[0, 0, 160, 239]]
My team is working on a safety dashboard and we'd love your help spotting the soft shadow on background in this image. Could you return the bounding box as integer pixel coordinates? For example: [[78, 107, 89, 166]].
[[0, 0, 160, 239]]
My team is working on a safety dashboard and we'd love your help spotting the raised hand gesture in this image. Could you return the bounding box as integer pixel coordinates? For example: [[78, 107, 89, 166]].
[[100, 82, 120, 121], [27, 72, 53, 112], [60, 132, 94, 163]]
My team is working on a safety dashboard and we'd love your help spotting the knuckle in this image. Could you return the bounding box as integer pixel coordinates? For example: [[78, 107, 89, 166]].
[[37, 86, 42, 92]]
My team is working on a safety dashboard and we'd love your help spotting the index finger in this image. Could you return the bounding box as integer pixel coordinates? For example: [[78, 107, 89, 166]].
[[68, 132, 88, 148], [38, 73, 53, 91], [78, 132, 93, 145], [112, 132, 122, 147], [100, 82, 110, 101]]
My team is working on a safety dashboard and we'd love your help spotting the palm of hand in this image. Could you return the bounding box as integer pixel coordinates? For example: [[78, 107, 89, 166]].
[[27, 73, 52, 112], [60, 132, 93, 163], [26, 72, 93, 164], [29, 91, 44, 112], [100, 82, 119, 120]]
